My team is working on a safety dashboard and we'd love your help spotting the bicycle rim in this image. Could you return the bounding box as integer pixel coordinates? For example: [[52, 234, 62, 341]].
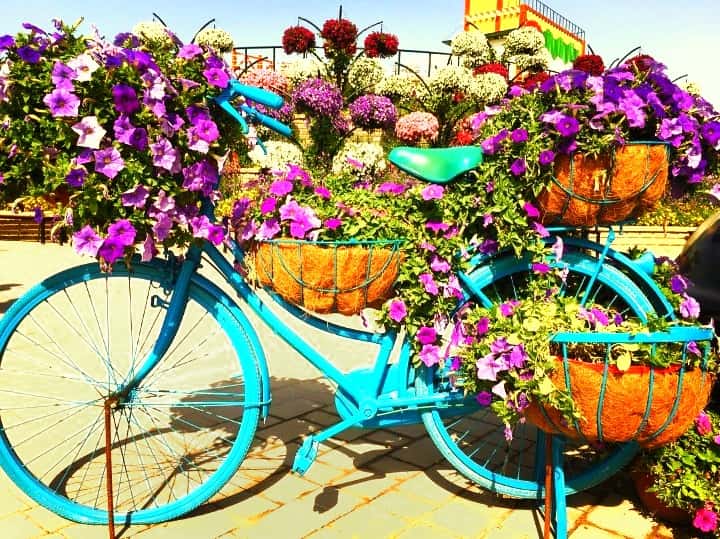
[[0, 261, 261, 524], [420, 252, 648, 498]]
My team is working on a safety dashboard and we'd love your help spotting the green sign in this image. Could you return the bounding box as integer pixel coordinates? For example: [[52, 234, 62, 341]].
[[543, 30, 581, 64]]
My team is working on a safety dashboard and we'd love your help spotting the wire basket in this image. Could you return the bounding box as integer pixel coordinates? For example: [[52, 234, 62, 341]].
[[252, 239, 402, 315], [524, 326, 716, 448], [536, 142, 669, 226]]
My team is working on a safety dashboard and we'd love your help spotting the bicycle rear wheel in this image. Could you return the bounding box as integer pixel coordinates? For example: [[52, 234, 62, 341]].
[[420, 252, 654, 498], [0, 260, 262, 524]]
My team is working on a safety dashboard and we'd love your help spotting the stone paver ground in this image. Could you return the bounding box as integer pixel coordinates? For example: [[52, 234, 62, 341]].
[[0, 241, 700, 538]]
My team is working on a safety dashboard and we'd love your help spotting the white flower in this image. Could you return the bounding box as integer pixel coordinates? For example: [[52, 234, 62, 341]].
[[347, 57, 385, 94], [280, 57, 326, 89], [471, 73, 509, 105], [427, 66, 476, 95], [195, 28, 234, 53], [451, 31, 493, 68], [506, 49, 552, 73], [376, 74, 429, 102], [503, 26, 546, 55], [248, 141, 304, 171], [71, 116, 106, 149], [132, 21, 173, 47], [68, 54, 99, 82], [332, 141, 386, 180]]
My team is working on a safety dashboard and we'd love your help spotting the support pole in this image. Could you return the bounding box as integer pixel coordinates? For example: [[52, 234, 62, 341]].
[[104, 402, 116, 539]]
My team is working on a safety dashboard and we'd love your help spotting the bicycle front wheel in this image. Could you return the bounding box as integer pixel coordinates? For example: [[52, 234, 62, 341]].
[[0, 260, 262, 524], [420, 252, 655, 499]]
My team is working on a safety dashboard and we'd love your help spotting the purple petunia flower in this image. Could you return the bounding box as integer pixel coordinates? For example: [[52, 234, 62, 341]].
[[269, 179, 294, 196], [680, 293, 701, 319], [121, 184, 150, 209], [533, 221, 550, 238], [510, 128, 528, 143], [426, 221, 450, 234], [555, 114, 580, 137], [692, 506, 718, 534], [532, 262, 550, 274], [65, 167, 87, 187], [191, 119, 220, 143], [112, 84, 140, 114], [150, 137, 181, 172], [182, 159, 219, 195], [141, 235, 157, 262], [98, 237, 127, 265], [0, 35, 16, 50], [476, 317, 490, 335], [687, 341, 701, 357], [260, 197, 277, 214], [178, 43, 202, 59], [523, 202, 540, 219], [17, 45, 41, 63], [107, 219, 137, 247], [43, 88, 80, 117], [94, 147, 125, 179], [670, 274, 689, 294], [324, 217, 342, 230], [203, 67, 229, 88], [51, 61, 76, 89], [73, 225, 104, 257], [430, 256, 451, 273], [314, 186, 331, 199]]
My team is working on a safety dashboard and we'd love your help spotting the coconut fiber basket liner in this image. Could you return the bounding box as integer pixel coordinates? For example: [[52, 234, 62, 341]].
[[253, 239, 402, 315], [536, 141, 669, 227], [524, 326, 715, 448]]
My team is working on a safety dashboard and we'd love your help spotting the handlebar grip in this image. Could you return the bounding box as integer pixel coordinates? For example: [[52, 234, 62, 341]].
[[240, 104, 293, 138], [228, 80, 283, 109]]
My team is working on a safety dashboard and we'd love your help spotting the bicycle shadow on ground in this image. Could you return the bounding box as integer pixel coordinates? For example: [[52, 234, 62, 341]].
[[0, 282, 22, 314]]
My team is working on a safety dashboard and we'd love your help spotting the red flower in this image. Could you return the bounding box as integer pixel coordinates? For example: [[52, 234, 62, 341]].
[[282, 25, 316, 54], [572, 54, 605, 76], [473, 63, 509, 80], [452, 130, 475, 146], [522, 71, 550, 90], [625, 54, 656, 72], [320, 18, 358, 55], [363, 31, 399, 58]]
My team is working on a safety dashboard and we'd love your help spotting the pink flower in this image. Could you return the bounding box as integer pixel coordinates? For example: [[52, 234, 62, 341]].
[[419, 344, 441, 367], [388, 299, 407, 323], [696, 411, 713, 435], [419, 273, 439, 296], [421, 184, 444, 201], [72, 225, 103, 257], [692, 506, 718, 533], [416, 326, 437, 345]]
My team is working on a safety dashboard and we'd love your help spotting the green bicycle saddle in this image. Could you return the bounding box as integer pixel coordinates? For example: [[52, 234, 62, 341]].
[[388, 146, 484, 184]]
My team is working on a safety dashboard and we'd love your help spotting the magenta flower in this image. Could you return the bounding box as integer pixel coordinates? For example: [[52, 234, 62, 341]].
[[51, 61, 76, 89], [687, 341, 701, 357], [150, 137, 181, 172], [510, 158, 526, 176], [324, 217, 342, 230], [191, 119, 220, 143], [98, 238, 127, 265], [419, 273, 439, 296], [269, 179, 294, 196], [692, 506, 718, 533], [680, 293, 701, 319], [670, 274, 689, 294], [260, 197, 277, 214], [426, 221, 450, 234], [153, 213, 173, 241], [510, 128, 528, 143], [696, 411, 713, 435], [178, 43, 202, 59], [256, 218, 281, 240], [556, 115, 580, 137], [94, 147, 125, 179], [141, 234, 157, 262], [421, 184, 444, 200], [538, 149, 556, 166], [531, 262, 550, 274], [476, 354, 505, 381], [107, 219, 136, 247], [416, 326, 437, 345], [475, 391, 492, 406], [499, 300, 519, 317], [389, 299, 407, 322], [476, 317, 490, 335], [314, 186, 331, 199], [43, 88, 80, 117], [430, 256, 451, 273], [523, 202, 540, 218], [551, 236, 564, 261], [533, 221, 550, 238], [419, 344, 441, 367]]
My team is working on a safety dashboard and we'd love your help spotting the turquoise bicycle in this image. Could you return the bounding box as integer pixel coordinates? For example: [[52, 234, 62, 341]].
[[0, 81, 706, 527]]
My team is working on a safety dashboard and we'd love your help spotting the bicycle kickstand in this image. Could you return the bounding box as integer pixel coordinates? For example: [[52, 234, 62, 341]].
[[291, 414, 366, 475]]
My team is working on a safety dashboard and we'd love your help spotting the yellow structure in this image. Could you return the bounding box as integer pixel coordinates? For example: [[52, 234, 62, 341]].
[[464, 0, 585, 63]]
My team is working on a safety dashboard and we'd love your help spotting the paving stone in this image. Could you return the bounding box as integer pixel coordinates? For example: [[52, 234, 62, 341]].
[[305, 500, 408, 538], [569, 523, 627, 538], [0, 513, 48, 539], [430, 495, 516, 537], [24, 505, 73, 535], [585, 492, 657, 538], [390, 435, 448, 468]]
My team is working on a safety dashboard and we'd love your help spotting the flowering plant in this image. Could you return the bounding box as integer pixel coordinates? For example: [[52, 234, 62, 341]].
[[346, 57, 385, 95], [455, 269, 714, 430], [363, 31, 399, 59], [394, 112, 439, 144], [471, 54, 720, 257], [450, 31, 494, 69], [348, 94, 397, 129], [0, 20, 244, 265], [320, 18, 358, 57], [639, 408, 720, 536], [194, 27, 234, 53], [248, 141, 304, 172], [281, 25, 316, 55], [331, 141, 386, 181]]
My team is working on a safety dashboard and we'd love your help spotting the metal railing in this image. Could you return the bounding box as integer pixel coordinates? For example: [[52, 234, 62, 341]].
[[231, 46, 458, 77], [522, 0, 585, 40]]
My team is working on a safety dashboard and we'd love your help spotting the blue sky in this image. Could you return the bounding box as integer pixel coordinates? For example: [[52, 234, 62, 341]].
[[1, 1, 719, 107]]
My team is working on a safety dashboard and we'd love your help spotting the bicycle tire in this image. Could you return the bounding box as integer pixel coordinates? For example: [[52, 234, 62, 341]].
[[419, 251, 654, 499], [0, 260, 263, 524]]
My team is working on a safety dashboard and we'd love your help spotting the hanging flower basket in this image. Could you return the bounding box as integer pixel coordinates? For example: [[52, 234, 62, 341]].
[[251, 239, 402, 315], [525, 361, 714, 448], [524, 327, 716, 448], [536, 142, 669, 226]]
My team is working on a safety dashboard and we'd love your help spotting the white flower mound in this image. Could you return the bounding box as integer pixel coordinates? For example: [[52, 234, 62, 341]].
[[195, 28, 234, 53], [248, 141, 304, 172], [332, 142, 387, 179]]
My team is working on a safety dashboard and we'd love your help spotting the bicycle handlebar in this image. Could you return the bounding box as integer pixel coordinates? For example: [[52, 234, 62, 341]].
[[213, 79, 292, 137]]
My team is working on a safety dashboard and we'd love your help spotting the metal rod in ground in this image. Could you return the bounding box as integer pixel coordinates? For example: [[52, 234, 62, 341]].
[[544, 434, 553, 539], [104, 402, 116, 539]]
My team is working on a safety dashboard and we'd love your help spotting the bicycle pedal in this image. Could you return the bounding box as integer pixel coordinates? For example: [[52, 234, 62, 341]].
[[291, 437, 319, 476]]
